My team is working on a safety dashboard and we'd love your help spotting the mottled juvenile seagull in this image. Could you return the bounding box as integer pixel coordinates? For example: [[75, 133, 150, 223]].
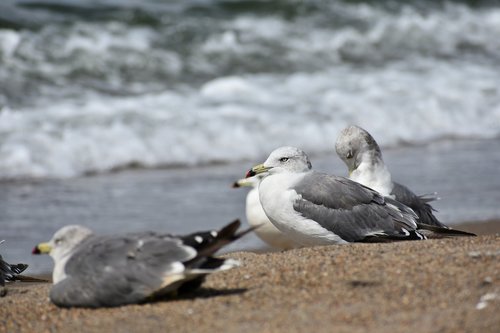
[[33, 220, 249, 308], [246, 146, 425, 246], [335, 125, 475, 236], [233, 175, 300, 250]]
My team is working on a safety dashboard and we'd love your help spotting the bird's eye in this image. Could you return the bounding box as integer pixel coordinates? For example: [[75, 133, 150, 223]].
[[54, 238, 63, 245], [346, 150, 353, 159], [279, 157, 289, 163]]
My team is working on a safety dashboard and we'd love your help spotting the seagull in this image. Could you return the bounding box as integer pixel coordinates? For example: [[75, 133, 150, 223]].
[[335, 125, 475, 237], [1, 240, 29, 287], [233, 175, 300, 250], [246, 146, 426, 246], [32, 220, 250, 308]]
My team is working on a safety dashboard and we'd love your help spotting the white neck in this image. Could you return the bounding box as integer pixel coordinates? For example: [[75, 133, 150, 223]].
[[51, 251, 73, 284], [350, 153, 393, 196]]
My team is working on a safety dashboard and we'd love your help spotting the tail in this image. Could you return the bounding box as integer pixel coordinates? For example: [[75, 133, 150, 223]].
[[174, 220, 255, 294], [416, 223, 476, 238], [182, 219, 257, 261], [11, 274, 49, 283], [1, 240, 29, 280], [8, 263, 29, 276], [1, 259, 29, 286], [418, 192, 440, 203]]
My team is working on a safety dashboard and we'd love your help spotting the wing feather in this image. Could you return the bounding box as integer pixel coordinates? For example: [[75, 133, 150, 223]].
[[292, 173, 419, 242]]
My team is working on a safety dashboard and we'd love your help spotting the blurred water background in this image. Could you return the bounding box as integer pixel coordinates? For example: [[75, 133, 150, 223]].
[[0, 0, 499, 273]]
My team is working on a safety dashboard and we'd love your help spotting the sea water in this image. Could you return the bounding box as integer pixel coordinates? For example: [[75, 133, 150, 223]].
[[1, 0, 500, 273], [2, 138, 500, 274]]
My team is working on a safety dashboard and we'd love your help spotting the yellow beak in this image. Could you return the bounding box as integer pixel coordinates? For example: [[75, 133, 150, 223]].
[[246, 164, 272, 178], [348, 165, 357, 177], [233, 178, 253, 188], [33, 242, 52, 255]]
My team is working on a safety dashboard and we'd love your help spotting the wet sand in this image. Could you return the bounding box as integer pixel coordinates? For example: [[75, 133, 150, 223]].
[[1, 223, 498, 333]]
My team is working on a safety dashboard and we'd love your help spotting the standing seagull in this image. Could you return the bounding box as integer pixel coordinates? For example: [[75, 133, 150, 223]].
[[233, 175, 300, 250], [33, 220, 250, 308], [246, 146, 426, 246], [335, 125, 475, 236]]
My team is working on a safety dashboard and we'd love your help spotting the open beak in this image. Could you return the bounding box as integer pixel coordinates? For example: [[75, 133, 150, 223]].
[[245, 164, 272, 178], [32, 242, 52, 255]]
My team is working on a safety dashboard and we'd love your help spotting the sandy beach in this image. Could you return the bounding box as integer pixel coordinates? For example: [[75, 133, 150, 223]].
[[2, 2, 500, 332], [1, 222, 498, 333]]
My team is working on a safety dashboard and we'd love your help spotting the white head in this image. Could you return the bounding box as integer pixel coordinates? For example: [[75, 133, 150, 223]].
[[33, 225, 93, 262], [248, 146, 312, 177], [335, 125, 383, 173]]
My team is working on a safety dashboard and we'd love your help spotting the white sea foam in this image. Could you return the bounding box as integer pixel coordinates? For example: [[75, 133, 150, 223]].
[[1, 2, 500, 179], [0, 30, 21, 58], [1, 55, 499, 180], [201, 4, 500, 66]]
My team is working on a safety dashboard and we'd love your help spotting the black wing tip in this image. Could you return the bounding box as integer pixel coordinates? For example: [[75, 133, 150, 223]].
[[417, 223, 477, 237], [217, 219, 242, 239], [1, 262, 30, 284], [360, 230, 426, 243], [11, 263, 29, 275], [184, 219, 251, 263], [179, 219, 244, 250], [217, 219, 258, 241], [10, 274, 49, 283]]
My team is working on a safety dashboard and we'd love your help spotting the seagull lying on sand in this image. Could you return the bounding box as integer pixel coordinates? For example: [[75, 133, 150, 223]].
[[1, 240, 29, 287], [335, 125, 475, 237], [233, 175, 300, 250], [33, 220, 250, 308], [246, 146, 426, 246]]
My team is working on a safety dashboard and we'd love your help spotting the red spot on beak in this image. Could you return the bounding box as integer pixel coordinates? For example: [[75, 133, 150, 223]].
[[245, 169, 256, 178], [32, 246, 41, 255]]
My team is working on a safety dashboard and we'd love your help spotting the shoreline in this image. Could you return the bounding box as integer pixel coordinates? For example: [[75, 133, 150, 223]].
[[2, 234, 498, 332], [0, 137, 497, 185]]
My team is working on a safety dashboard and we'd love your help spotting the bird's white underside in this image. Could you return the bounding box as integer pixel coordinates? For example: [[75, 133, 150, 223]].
[[246, 187, 299, 249]]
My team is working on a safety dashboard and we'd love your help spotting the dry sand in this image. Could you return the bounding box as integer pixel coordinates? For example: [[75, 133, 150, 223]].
[[1, 225, 499, 333]]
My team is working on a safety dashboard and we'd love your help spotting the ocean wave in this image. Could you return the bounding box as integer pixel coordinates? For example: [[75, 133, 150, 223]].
[[1, 1, 499, 179], [1, 3, 499, 103], [1, 56, 499, 179]]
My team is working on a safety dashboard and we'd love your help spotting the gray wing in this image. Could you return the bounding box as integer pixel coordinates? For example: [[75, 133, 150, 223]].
[[391, 182, 447, 228], [292, 173, 422, 242], [49, 220, 247, 308], [50, 233, 197, 308]]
